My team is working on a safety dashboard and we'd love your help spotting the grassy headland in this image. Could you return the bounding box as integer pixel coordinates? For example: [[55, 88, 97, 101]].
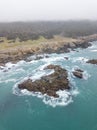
[[0, 21, 97, 65]]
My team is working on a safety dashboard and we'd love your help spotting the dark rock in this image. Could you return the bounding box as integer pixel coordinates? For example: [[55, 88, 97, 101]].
[[86, 59, 97, 65], [73, 69, 84, 78], [56, 45, 70, 53], [73, 71, 83, 78], [75, 41, 91, 49], [64, 57, 69, 60], [18, 65, 70, 98], [45, 55, 49, 58], [44, 64, 60, 70], [75, 69, 84, 73], [35, 56, 43, 60], [0, 40, 4, 43], [42, 48, 54, 54]]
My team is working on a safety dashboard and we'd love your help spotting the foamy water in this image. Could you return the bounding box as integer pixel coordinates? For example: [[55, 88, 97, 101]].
[[0, 42, 97, 107], [1, 41, 97, 130], [0, 47, 93, 107]]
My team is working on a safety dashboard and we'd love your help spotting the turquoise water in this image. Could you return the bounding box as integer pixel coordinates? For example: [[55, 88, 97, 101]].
[[0, 41, 97, 130]]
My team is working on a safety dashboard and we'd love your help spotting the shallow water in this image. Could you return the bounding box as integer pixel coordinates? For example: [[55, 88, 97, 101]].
[[0, 41, 97, 130]]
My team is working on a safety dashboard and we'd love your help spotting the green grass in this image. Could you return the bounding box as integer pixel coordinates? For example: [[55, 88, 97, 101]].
[[0, 36, 47, 50]]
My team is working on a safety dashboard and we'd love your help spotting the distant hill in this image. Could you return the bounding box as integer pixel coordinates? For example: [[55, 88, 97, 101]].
[[0, 21, 97, 41]]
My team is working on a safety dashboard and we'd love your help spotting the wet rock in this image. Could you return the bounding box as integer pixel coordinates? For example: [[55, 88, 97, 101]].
[[75, 41, 91, 49], [35, 56, 43, 60], [86, 59, 97, 65], [64, 57, 69, 60], [44, 64, 59, 70], [73, 69, 84, 78], [18, 65, 70, 98], [35, 55, 49, 60], [26, 54, 49, 62], [45, 55, 49, 58], [75, 69, 84, 73], [55, 45, 70, 54]]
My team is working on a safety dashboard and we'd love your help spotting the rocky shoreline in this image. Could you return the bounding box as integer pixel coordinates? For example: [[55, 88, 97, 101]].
[[18, 65, 70, 97], [0, 34, 97, 66]]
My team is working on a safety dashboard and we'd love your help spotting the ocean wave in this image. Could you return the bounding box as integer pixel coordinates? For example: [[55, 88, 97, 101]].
[[90, 50, 97, 52], [37, 63, 51, 70], [89, 43, 97, 49], [83, 71, 91, 80], [41, 56, 65, 64]]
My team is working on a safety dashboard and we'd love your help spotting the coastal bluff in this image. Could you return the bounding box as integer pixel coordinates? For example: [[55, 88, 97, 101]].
[[0, 34, 97, 65]]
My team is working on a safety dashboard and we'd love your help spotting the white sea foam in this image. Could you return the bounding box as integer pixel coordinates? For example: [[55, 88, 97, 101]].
[[30, 70, 54, 81], [13, 85, 79, 107], [27, 54, 50, 61], [17, 60, 26, 65], [71, 88, 79, 96], [91, 50, 97, 52], [0, 61, 26, 72], [41, 56, 65, 63], [89, 43, 97, 49], [83, 71, 91, 80], [0, 62, 16, 72], [0, 66, 4, 70], [37, 63, 50, 70], [5, 79, 17, 83], [72, 57, 88, 63], [5, 62, 16, 68]]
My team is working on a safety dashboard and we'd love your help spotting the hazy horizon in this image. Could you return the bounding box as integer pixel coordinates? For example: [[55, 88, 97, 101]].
[[0, 0, 97, 22]]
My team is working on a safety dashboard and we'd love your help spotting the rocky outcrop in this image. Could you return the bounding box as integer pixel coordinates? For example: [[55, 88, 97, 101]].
[[64, 57, 69, 60], [74, 41, 91, 49], [86, 59, 97, 65], [73, 69, 84, 78], [18, 65, 70, 98]]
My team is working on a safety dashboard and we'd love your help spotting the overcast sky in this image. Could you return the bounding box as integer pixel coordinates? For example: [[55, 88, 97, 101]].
[[0, 0, 97, 22]]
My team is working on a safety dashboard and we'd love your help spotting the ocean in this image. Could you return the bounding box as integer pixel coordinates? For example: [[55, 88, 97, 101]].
[[0, 41, 97, 130]]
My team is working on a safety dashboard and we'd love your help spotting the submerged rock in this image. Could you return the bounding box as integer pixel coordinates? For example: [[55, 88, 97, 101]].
[[18, 65, 70, 98], [86, 59, 97, 65], [64, 57, 69, 60], [73, 69, 84, 78]]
